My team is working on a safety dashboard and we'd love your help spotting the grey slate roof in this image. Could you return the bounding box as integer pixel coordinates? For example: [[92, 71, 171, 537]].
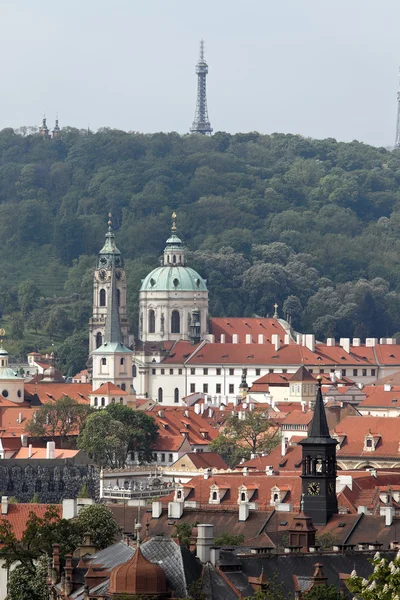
[[202, 564, 239, 600]]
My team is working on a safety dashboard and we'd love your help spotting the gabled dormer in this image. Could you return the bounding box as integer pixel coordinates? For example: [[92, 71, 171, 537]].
[[237, 484, 257, 504], [174, 483, 193, 503], [209, 483, 229, 504], [363, 429, 380, 452], [270, 485, 289, 506], [331, 429, 346, 448]]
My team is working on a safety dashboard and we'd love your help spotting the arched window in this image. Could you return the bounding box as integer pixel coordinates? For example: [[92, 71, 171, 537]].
[[102, 358, 107, 366], [132, 365, 137, 377], [101, 397, 105, 406], [120, 398, 123, 404], [121, 383, 126, 391], [212, 491, 217, 500], [96, 332, 102, 348], [120, 358, 124, 366], [173, 254, 176, 264], [174, 388, 179, 403], [99, 289, 106, 307], [171, 310, 180, 334], [158, 387, 163, 403], [148, 309, 155, 333], [241, 492, 246, 502], [94, 397, 98, 406], [111, 397, 115, 404]]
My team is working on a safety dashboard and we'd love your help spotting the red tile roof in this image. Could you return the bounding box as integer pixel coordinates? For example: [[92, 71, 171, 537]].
[[0, 503, 62, 540], [209, 317, 289, 344], [91, 382, 128, 395], [25, 383, 91, 405], [176, 452, 229, 470], [358, 386, 400, 409], [146, 406, 219, 451], [13, 447, 79, 459]]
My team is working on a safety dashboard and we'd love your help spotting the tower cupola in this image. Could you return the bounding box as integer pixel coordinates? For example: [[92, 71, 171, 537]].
[[163, 213, 185, 266]]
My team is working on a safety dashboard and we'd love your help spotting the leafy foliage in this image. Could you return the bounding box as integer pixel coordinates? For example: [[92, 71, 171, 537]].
[[3, 128, 400, 367], [74, 504, 121, 549], [25, 395, 92, 447], [347, 550, 400, 599], [173, 522, 194, 547], [213, 532, 245, 546], [304, 586, 343, 599], [209, 411, 280, 468], [7, 554, 48, 600]]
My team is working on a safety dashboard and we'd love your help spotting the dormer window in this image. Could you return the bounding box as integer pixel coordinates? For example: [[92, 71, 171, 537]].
[[212, 491, 217, 500], [363, 432, 379, 452]]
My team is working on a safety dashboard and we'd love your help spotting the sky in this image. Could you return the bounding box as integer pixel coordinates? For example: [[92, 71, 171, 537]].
[[0, 0, 400, 147]]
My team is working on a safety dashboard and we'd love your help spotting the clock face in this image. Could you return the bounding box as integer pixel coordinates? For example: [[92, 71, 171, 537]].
[[100, 257, 107, 265], [328, 482, 335, 496], [307, 482, 321, 496]]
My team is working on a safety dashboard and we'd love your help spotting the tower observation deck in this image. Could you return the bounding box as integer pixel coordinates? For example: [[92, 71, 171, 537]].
[[190, 40, 213, 135]]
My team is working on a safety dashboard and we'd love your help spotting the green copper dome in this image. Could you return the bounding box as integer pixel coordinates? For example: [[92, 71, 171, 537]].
[[140, 266, 207, 292]]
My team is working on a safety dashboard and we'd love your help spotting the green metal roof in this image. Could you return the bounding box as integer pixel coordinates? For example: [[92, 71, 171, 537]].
[[0, 367, 20, 379], [140, 265, 207, 292], [92, 342, 132, 355]]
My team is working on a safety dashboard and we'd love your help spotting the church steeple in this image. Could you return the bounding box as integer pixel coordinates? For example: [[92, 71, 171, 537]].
[[299, 378, 338, 525], [104, 265, 122, 345]]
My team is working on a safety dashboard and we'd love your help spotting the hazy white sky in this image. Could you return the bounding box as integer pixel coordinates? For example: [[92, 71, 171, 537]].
[[0, 0, 399, 146]]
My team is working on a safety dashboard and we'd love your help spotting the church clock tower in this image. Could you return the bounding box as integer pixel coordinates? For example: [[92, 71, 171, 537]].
[[89, 214, 130, 354], [299, 377, 338, 525]]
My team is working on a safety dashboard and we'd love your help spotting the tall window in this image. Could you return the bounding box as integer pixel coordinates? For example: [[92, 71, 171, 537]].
[[148, 309, 156, 333], [121, 383, 126, 391], [99, 289, 106, 307], [96, 332, 102, 348], [174, 388, 179, 403], [171, 310, 180, 333], [102, 358, 107, 366], [158, 387, 163, 403], [117, 289, 120, 307], [120, 358, 125, 366]]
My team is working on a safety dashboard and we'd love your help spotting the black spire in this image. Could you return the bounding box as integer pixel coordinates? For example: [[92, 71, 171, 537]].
[[104, 265, 122, 345], [307, 378, 335, 444]]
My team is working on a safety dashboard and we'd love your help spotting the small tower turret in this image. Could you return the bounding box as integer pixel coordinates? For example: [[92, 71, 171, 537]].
[[39, 117, 50, 139], [189, 302, 201, 345], [52, 118, 61, 139]]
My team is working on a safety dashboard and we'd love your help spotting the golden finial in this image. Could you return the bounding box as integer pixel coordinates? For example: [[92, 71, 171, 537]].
[[108, 212, 112, 227], [171, 211, 177, 232], [316, 375, 322, 385]]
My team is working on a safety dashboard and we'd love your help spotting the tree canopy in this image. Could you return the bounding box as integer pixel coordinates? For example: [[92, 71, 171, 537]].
[[2, 129, 400, 370]]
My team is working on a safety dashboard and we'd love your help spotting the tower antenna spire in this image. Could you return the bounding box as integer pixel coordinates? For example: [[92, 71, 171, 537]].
[[190, 40, 213, 135], [395, 67, 400, 148]]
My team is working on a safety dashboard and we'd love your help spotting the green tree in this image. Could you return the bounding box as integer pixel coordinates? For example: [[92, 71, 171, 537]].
[[213, 532, 244, 546], [304, 586, 343, 599], [55, 331, 89, 377], [25, 396, 92, 447], [105, 404, 158, 463], [74, 504, 121, 549], [7, 554, 48, 600], [173, 522, 194, 547], [347, 551, 400, 599], [17, 280, 40, 319], [9, 313, 24, 340], [77, 410, 130, 468], [209, 412, 280, 468]]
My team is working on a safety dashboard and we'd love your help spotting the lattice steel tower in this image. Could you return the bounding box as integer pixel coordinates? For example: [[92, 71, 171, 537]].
[[396, 67, 400, 148], [190, 40, 213, 135]]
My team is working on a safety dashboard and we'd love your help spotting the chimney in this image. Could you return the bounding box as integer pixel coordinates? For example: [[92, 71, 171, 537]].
[[210, 547, 220, 566], [242, 467, 248, 477], [339, 338, 350, 354], [326, 338, 335, 347], [284, 334, 291, 345], [20, 434, 28, 447], [271, 334, 280, 352], [366, 338, 377, 347], [380, 506, 395, 527], [196, 524, 214, 564], [64, 555, 73, 596], [1, 496, 8, 515], [296, 334, 303, 345], [239, 503, 250, 522], [168, 501, 184, 519], [386, 338, 396, 345], [281, 436, 288, 457], [52, 544, 61, 581], [194, 404, 201, 414], [220, 334, 226, 343], [245, 334, 252, 344], [158, 409, 165, 418], [330, 372, 336, 383], [152, 501, 162, 519], [380, 338, 386, 345], [62, 499, 78, 520], [304, 334, 315, 352], [208, 334, 215, 344], [352, 338, 361, 347], [204, 467, 212, 480], [384, 384, 392, 392], [258, 334, 264, 344], [265, 466, 274, 476], [301, 401, 306, 413], [232, 334, 239, 344], [28, 444, 32, 458], [46, 441, 55, 460]]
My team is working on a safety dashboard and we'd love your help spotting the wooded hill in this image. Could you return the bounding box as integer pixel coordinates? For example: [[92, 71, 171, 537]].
[[1, 127, 400, 374]]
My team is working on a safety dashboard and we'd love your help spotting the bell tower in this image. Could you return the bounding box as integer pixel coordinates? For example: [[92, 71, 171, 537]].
[[89, 214, 130, 354], [299, 377, 338, 525]]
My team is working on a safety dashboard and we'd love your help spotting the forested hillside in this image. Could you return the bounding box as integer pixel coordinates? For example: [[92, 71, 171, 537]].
[[1, 127, 400, 371]]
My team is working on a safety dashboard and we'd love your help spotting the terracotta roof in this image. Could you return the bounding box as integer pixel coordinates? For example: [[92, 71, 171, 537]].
[[249, 373, 290, 393], [176, 452, 229, 470], [161, 341, 202, 364], [358, 385, 400, 409], [146, 406, 219, 451], [0, 503, 61, 540], [91, 382, 128, 395], [334, 416, 400, 457], [209, 317, 289, 344], [281, 411, 314, 425], [13, 447, 80, 459], [25, 383, 91, 405]]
